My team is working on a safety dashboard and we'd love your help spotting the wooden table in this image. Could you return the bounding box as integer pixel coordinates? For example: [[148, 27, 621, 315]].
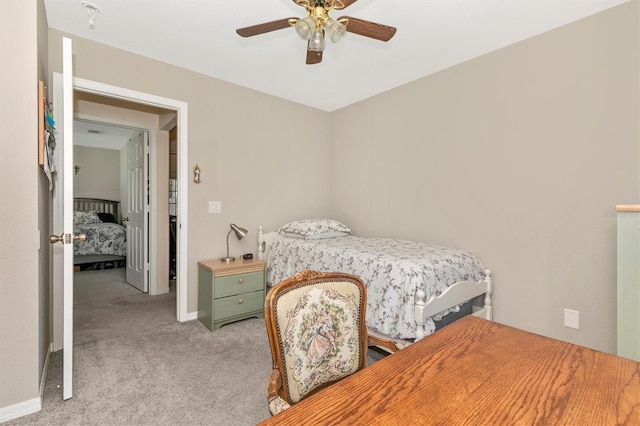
[[259, 316, 640, 425]]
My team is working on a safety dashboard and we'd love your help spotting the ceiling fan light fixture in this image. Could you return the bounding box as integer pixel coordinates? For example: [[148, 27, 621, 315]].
[[235, 1, 397, 65], [294, 16, 316, 40], [324, 18, 346, 43], [308, 30, 325, 51]]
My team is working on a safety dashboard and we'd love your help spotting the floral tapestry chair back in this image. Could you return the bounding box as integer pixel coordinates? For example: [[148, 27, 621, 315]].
[[264, 269, 368, 415]]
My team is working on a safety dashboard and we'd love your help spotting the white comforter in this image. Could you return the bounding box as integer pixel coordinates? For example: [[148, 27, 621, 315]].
[[267, 234, 485, 340]]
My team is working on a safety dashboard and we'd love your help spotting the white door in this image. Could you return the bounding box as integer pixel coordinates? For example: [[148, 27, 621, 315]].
[[125, 131, 147, 292], [51, 36, 75, 401]]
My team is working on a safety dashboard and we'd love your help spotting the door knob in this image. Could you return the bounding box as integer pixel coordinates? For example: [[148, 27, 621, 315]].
[[50, 234, 64, 244], [49, 233, 87, 244]]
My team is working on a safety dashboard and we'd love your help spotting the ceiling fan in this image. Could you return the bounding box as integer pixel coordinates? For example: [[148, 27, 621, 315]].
[[236, 0, 397, 65]]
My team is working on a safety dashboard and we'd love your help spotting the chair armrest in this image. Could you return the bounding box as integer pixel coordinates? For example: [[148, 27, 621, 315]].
[[267, 369, 291, 415], [267, 368, 283, 401]]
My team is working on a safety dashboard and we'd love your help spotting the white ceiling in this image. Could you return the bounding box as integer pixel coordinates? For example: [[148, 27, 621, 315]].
[[74, 120, 137, 149], [45, 0, 628, 112]]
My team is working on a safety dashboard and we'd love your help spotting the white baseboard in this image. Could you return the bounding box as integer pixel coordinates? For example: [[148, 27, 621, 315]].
[[0, 397, 41, 423], [186, 311, 198, 321], [0, 343, 52, 422]]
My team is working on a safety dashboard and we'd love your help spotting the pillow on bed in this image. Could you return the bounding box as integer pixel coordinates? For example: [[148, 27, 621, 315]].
[[97, 212, 116, 223], [281, 230, 350, 240], [279, 219, 351, 238], [73, 210, 101, 225]]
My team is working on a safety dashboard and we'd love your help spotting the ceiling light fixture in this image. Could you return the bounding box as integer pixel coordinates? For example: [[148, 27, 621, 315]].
[[288, 0, 347, 53], [236, 0, 397, 65], [81, 1, 101, 30]]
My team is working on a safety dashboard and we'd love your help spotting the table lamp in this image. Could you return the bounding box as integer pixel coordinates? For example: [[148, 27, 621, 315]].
[[220, 223, 248, 263]]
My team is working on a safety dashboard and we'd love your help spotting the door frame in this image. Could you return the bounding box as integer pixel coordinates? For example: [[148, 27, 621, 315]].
[[52, 75, 189, 349]]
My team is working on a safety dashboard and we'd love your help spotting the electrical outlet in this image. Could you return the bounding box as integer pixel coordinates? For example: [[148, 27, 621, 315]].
[[564, 309, 579, 329]]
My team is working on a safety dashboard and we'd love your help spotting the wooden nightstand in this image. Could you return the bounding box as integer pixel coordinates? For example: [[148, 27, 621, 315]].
[[197, 258, 266, 331]]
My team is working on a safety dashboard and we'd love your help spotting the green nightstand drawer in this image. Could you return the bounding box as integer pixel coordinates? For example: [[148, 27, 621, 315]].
[[214, 271, 264, 298], [213, 290, 264, 320]]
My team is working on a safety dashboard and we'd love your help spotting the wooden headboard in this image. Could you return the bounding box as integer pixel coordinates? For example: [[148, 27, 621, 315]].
[[74, 198, 121, 224]]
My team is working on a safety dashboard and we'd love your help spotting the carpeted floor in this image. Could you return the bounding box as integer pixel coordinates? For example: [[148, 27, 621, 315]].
[[9, 269, 385, 425]]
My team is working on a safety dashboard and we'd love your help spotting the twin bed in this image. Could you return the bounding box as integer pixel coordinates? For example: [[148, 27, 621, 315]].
[[73, 198, 127, 267], [72, 205, 491, 343], [258, 219, 492, 344]]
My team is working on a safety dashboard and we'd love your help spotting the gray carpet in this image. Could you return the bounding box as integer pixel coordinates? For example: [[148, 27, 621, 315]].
[[9, 268, 385, 425]]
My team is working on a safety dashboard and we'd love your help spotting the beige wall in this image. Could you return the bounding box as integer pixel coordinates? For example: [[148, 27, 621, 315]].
[[48, 29, 333, 315], [73, 146, 121, 200], [0, 0, 48, 412], [3, 0, 638, 417], [331, 2, 639, 354]]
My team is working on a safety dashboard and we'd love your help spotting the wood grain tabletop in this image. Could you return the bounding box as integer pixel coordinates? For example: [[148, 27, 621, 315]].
[[259, 316, 640, 425]]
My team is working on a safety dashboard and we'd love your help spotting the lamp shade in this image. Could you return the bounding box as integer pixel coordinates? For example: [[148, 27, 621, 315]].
[[308, 30, 325, 52], [230, 223, 248, 240], [324, 18, 346, 43], [294, 16, 316, 40]]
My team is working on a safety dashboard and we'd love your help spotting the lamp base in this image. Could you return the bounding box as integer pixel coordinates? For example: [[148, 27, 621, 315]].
[[219, 256, 235, 263]]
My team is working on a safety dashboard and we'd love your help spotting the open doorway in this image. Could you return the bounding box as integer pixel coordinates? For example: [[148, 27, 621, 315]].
[[73, 119, 151, 292], [51, 75, 189, 353], [73, 90, 175, 296]]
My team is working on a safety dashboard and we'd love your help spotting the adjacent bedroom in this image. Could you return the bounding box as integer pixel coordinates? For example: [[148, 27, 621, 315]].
[[73, 121, 131, 272], [72, 119, 163, 295]]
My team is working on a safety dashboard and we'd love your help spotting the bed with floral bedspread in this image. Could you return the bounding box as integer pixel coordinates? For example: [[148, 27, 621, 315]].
[[74, 222, 127, 256], [73, 205, 126, 257], [263, 219, 486, 341]]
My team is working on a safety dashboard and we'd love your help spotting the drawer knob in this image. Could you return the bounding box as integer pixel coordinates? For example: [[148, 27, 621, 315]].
[[238, 298, 244, 304], [237, 278, 244, 284]]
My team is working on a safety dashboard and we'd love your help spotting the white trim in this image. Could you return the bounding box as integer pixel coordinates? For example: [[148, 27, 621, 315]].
[[186, 311, 199, 321], [0, 398, 42, 423], [71, 76, 189, 322], [1, 344, 53, 422]]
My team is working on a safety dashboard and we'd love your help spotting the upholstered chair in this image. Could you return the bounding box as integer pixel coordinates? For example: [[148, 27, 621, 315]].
[[264, 269, 402, 416]]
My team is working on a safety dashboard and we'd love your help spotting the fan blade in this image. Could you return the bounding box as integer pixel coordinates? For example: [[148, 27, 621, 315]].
[[339, 16, 397, 42], [236, 18, 296, 37], [306, 49, 323, 65], [332, 0, 358, 9]]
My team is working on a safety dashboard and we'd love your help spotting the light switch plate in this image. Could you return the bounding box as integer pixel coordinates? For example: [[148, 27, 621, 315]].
[[209, 201, 222, 214]]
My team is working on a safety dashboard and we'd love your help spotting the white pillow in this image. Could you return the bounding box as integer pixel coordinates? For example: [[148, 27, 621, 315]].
[[73, 210, 101, 225], [278, 219, 351, 237], [281, 231, 351, 240]]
